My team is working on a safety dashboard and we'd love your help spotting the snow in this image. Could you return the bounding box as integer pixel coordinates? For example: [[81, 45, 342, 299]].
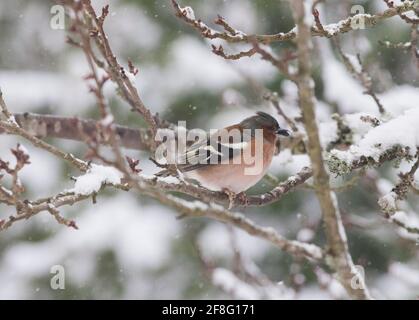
[[212, 268, 260, 299], [378, 192, 398, 215], [291, 240, 323, 260], [313, 267, 348, 299], [6, 115, 18, 126], [0, 193, 181, 299], [198, 223, 270, 261], [71, 164, 123, 195], [100, 114, 114, 126], [212, 266, 295, 300], [166, 194, 209, 211], [344, 53, 362, 73], [0, 139, 60, 196], [331, 191, 348, 244], [16, 143, 29, 155], [0, 71, 94, 114], [181, 6, 195, 20], [319, 120, 338, 148], [374, 273, 418, 299], [105, 3, 162, 51], [389, 263, 419, 286], [136, 36, 276, 112], [390, 211, 419, 230], [376, 178, 394, 195], [0, 186, 13, 197], [379, 85, 419, 117], [219, 1, 257, 32], [343, 112, 377, 143], [323, 21, 344, 35], [297, 228, 315, 242], [1, 0, 418, 301]]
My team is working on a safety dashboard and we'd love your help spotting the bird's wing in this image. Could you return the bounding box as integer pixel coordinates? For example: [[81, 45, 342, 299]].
[[177, 128, 252, 172]]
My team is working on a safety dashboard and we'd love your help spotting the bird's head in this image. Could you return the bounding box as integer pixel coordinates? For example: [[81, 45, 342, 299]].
[[239, 111, 290, 137]]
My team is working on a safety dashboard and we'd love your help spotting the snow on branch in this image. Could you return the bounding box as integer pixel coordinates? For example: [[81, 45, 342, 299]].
[[70, 164, 124, 196], [389, 211, 419, 235], [171, 0, 416, 44], [212, 268, 262, 299], [157, 193, 323, 261], [378, 152, 419, 225]]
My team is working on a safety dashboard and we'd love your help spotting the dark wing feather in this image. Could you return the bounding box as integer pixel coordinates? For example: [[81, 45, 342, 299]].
[[177, 128, 251, 172]]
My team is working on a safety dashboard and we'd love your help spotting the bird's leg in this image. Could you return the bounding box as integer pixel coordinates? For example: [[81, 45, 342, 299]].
[[222, 188, 247, 209]]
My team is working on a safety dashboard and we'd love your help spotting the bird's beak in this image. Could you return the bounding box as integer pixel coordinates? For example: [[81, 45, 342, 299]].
[[277, 129, 291, 136]]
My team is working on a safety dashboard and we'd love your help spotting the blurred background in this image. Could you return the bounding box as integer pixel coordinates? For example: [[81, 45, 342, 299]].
[[0, 0, 418, 299]]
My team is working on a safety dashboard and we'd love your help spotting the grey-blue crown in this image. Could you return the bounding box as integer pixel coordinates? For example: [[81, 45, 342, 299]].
[[240, 112, 290, 136]]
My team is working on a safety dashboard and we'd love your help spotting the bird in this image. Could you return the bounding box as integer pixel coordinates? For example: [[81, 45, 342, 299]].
[[157, 111, 290, 197]]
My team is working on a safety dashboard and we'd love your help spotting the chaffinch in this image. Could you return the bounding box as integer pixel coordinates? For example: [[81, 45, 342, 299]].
[[157, 111, 290, 194]]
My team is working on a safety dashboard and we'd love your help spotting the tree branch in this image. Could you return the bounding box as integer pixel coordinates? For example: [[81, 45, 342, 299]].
[[0, 113, 155, 151], [290, 0, 371, 300], [172, 0, 416, 44], [0, 116, 88, 173]]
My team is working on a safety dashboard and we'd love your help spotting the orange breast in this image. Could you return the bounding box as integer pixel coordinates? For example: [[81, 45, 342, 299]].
[[187, 134, 276, 193]]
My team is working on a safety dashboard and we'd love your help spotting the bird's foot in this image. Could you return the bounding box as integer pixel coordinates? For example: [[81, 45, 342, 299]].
[[236, 191, 248, 205], [222, 188, 247, 209]]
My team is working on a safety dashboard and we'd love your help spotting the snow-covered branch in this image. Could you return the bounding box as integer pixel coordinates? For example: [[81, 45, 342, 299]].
[[328, 108, 419, 176], [290, 0, 371, 300], [172, 0, 416, 44]]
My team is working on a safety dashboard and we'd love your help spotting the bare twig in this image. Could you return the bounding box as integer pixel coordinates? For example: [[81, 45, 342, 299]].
[[211, 44, 257, 60], [312, 1, 325, 33], [0, 120, 88, 172], [79, 0, 159, 147], [264, 92, 299, 132], [0, 190, 90, 232], [334, 39, 386, 115], [383, 0, 419, 24], [252, 43, 297, 82]]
